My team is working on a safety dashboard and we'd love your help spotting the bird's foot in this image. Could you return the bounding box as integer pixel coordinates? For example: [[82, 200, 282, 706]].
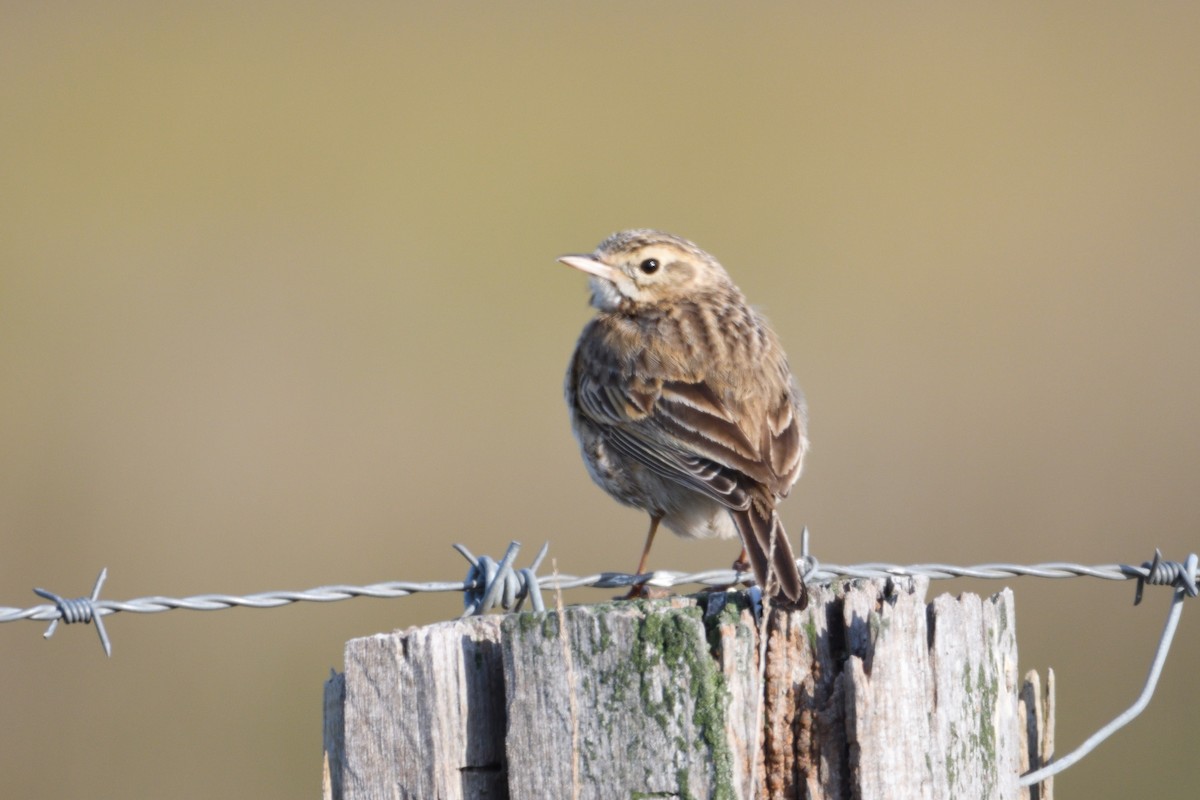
[[620, 584, 674, 601], [703, 560, 755, 596]]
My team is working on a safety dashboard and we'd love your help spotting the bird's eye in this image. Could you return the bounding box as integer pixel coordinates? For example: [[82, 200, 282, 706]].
[[639, 258, 660, 274]]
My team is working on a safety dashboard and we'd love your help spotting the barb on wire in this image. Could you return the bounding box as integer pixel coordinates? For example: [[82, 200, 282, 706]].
[[456, 540, 549, 616], [1133, 548, 1199, 605], [33, 567, 112, 657]]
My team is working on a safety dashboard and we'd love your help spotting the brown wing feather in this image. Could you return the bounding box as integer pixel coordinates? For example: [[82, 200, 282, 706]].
[[763, 384, 806, 497], [570, 320, 806, 512]]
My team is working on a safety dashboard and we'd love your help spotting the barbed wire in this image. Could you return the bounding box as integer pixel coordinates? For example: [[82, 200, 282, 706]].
[[5, 550, 1193, 633], [3, 540, 1195, 640], [2, 538, 1195, 788], [1020, 550, 1195, 788]]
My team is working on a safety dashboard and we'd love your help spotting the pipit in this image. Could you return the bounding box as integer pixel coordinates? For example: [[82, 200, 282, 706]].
[[559, 230, 808, 605]]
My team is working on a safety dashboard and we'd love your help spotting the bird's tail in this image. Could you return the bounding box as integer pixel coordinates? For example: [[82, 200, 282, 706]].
[[731, 503, 806, 606]]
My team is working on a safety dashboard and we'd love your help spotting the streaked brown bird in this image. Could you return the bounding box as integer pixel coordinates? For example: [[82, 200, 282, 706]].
[[559, 230, 809, 604]]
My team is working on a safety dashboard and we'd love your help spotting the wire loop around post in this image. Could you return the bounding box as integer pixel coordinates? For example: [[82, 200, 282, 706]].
[[1020, 551, 1198, 788], [1133, 548, 1199, 605]]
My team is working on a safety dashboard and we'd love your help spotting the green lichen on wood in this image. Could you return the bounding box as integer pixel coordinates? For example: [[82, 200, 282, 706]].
[[944, 657, 1001, 795], [504, 598, 742, 800], [635, 603, 738, 800], [803, 618, 820, 652], [597, 609, 613, 653], [598, 602, 734, 800], [513, 610, 539, 636], [973, 662, 999, 795]]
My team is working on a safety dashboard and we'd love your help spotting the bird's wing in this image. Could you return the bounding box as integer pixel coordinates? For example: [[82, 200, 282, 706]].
[[572, 338, 802, 507], [759, 376, 806, 497], [650, 378, 804, 500], [570, 352, 743, 507]]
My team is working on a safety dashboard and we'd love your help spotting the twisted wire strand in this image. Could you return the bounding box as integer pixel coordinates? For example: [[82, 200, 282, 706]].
[[2, 554, 1193, 627]]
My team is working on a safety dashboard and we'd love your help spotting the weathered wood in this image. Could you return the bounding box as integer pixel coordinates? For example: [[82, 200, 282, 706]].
[[1018, 667, 1056, 800], [330, 615, 506, 799], [321, 670, 345, 799], [502, 597, 759, 799], [323, 578, 1053, 799]]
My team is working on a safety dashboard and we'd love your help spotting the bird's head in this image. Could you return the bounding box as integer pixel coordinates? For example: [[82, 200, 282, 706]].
[[558, 229, 735, 312]]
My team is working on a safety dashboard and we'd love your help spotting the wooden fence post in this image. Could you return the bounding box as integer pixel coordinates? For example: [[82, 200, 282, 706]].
[[323, 577, 1054, 799]]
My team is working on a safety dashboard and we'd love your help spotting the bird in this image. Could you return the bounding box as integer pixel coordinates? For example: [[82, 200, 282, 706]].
[[559, 229, 809, 605]]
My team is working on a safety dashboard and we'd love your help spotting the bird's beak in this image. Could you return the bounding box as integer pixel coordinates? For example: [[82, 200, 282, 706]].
[[557, 254, 617, 282]]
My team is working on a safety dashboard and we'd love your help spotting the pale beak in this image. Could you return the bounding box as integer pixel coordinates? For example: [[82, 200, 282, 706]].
[[557, 254, 617, 282]]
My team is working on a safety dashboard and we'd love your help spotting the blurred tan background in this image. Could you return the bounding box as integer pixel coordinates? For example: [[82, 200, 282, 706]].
[[2, 3, 1198, 797]]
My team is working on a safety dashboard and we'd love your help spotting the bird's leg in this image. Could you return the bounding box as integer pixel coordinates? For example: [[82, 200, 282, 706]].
[[732, 546, 750, 575], [635, 514, 662, 575], [698, 545, 753, 595], [625, 514, 662, 599]]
